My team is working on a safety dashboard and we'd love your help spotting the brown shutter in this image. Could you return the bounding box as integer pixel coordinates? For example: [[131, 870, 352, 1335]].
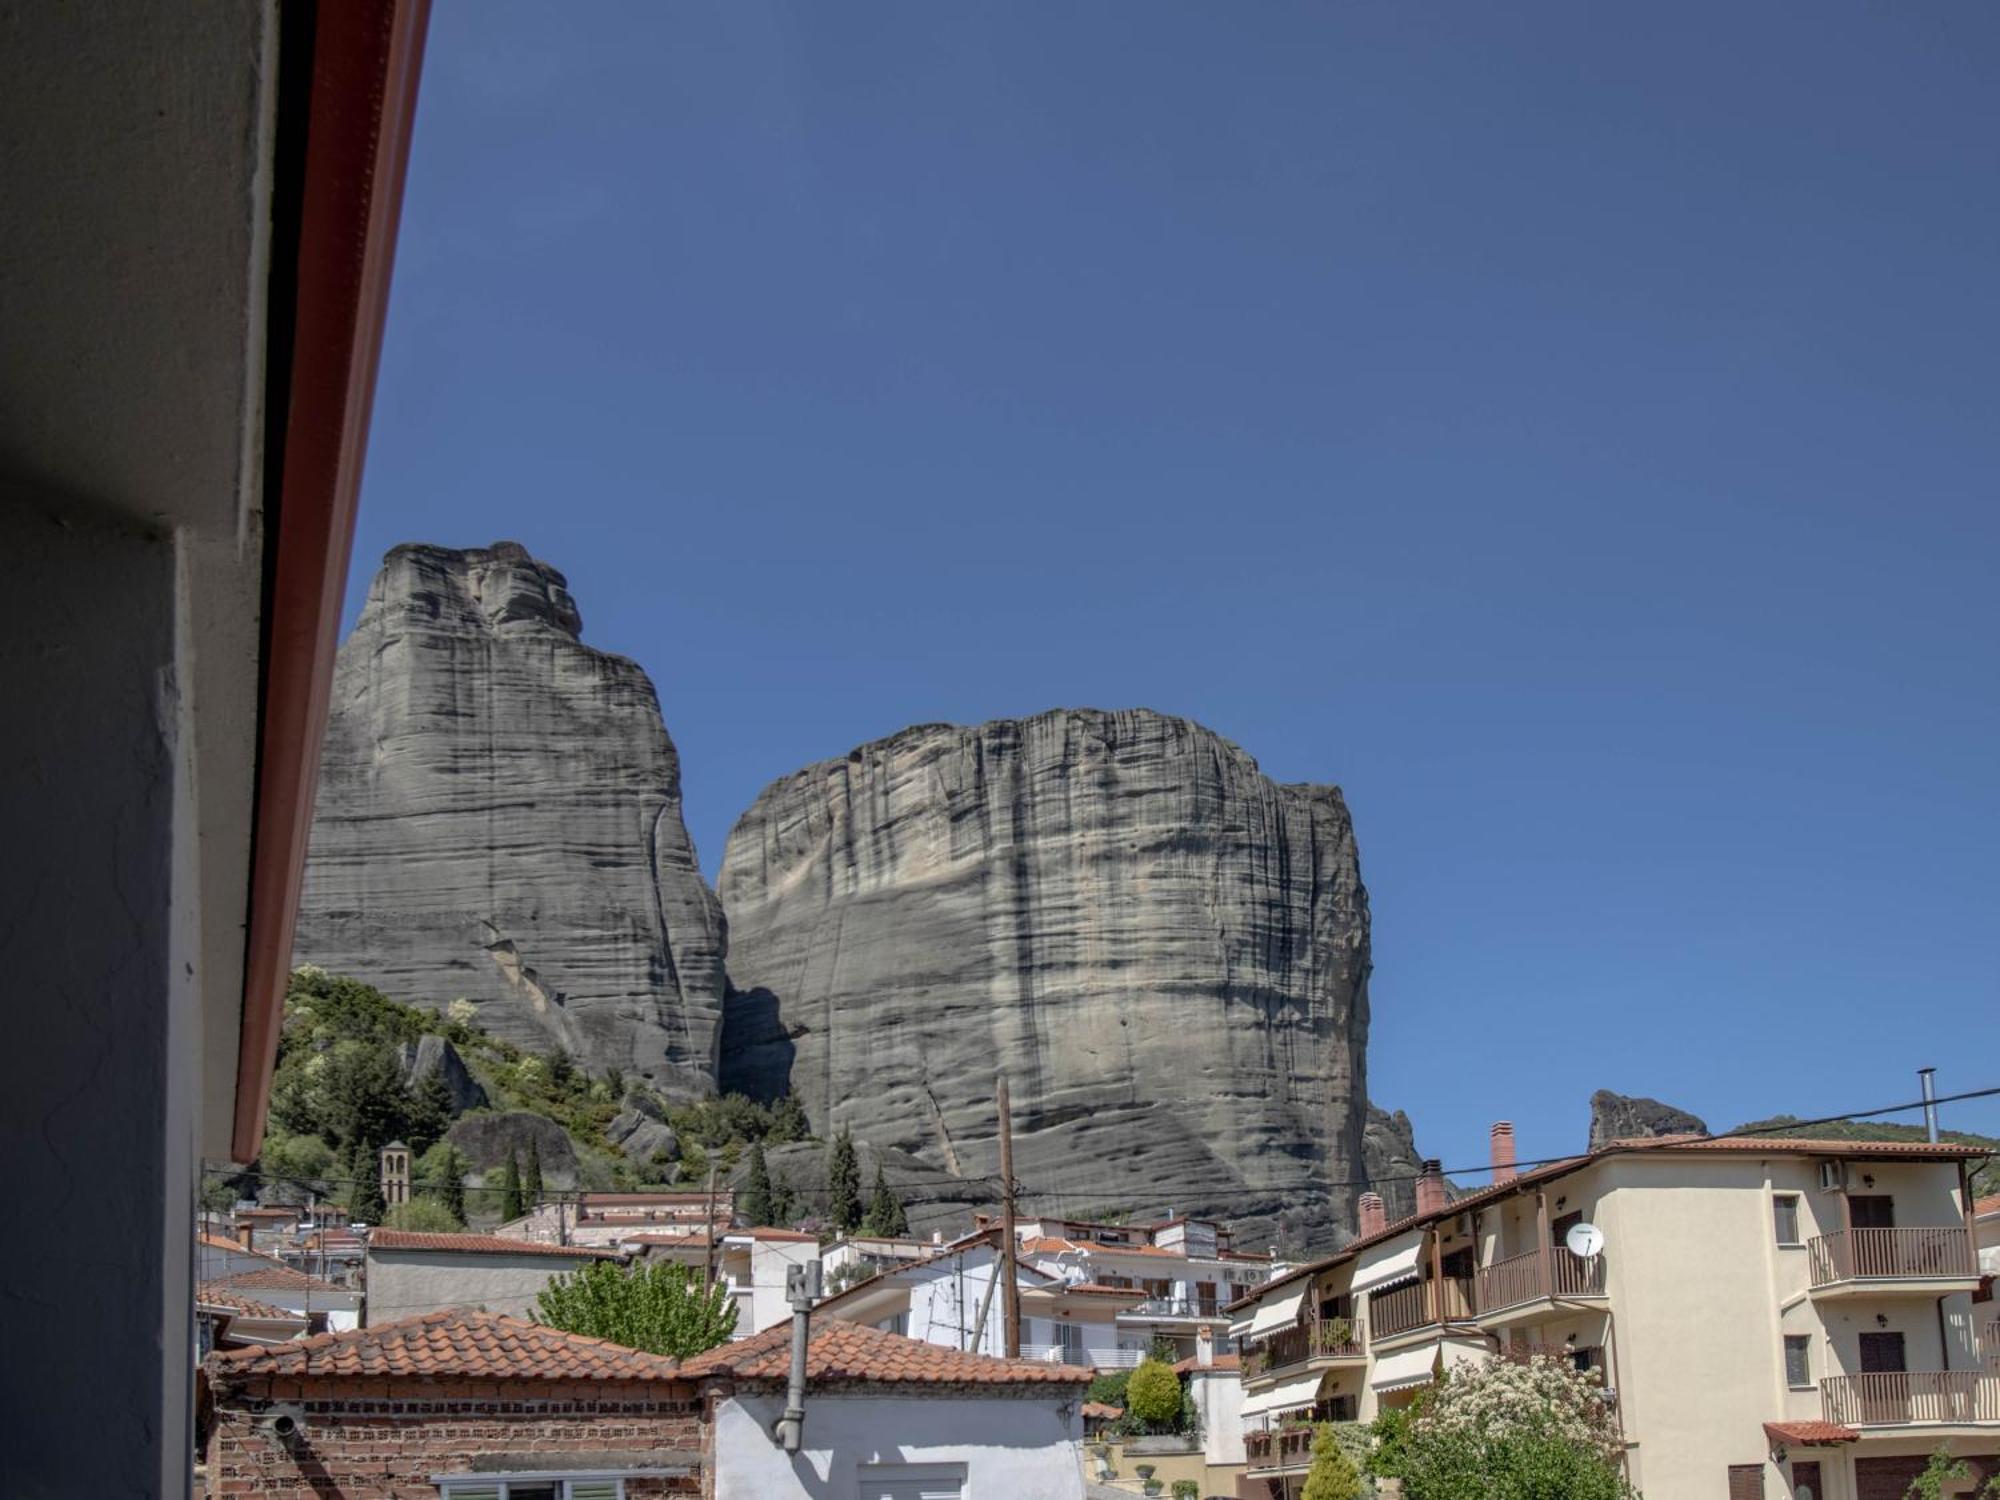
[[1727, 1463, 1766, 1500]]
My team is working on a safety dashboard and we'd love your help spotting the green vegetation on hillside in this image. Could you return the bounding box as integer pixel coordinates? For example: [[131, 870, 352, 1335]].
[[1733, 1114, 1999, 1196]]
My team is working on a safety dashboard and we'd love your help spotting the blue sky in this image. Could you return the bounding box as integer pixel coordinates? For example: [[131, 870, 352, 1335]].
[[353, 1, 2000, 1179]]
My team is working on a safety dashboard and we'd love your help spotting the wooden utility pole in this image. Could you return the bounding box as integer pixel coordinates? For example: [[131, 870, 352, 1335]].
[[702, 1165, 720, 1290], [997, 1072, 1021, 1358]]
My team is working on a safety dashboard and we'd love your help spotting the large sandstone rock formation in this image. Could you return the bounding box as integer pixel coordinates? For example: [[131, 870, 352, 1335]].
[[719, 708, 1374, 1247], [1588, 1089, 1709, 1148], [295, 542, 726, 1096]]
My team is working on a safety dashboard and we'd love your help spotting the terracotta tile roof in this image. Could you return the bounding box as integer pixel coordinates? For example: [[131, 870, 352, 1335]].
[[367, 1229, 625, 1259], [1762, 1420, 1859, 1446], [745, 1228, 819, 1242], [209, 1266, 348, 1296], [205, 1308, 683, 1383], [1174, 1354, 1241, 1373], [198, 1231, 248, 1252], [1225, 1132, 1993, 1313], [1055, 1283, 1150, 1298], [680, 1318, 1093, 1387], [1975, 1194, 2000, 1219], [1081, 1401, 1124, 1419], [197, 1282, 305, 1322]]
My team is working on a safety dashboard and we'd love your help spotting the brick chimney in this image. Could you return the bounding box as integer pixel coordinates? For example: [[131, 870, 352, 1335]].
[[1358, 1192, 1387, 1238], [1416, 1159, 1447, 1217], [1491, 1121, 1518, 1185]]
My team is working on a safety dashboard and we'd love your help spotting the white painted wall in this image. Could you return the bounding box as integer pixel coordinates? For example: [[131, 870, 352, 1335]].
[[714, 1391, 1085, 1500], [1189, 1369, 1245, 1465], [364, 1249, 605, 1323], [750, 1238, 825, 1334]]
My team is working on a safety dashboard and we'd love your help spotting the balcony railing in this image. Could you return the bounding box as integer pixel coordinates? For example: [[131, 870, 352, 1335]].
[[1807, 1227, 1977, 1287], [1370, 1276, 1474, 1341], [1243, 1318, 1366, 1376], [1021, 1343, 1144, 1369], [1119, 1295, 1225, 1319], [1822, 1372, 2000, 1427], [1245, 1426, 1316, 1471], [1475, 1247, 1607, 1315]]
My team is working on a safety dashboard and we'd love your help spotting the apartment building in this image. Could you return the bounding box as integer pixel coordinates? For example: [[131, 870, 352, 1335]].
[[496, 1190, 736, 1247], [1231, 1124, 1993, 1500]]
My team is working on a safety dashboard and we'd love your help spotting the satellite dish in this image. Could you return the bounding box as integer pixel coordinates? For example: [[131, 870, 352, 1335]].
[[1565, 1222, 1605, 1259]]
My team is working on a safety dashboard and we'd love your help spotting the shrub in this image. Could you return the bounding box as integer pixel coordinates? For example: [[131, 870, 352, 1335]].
[[1173, 1482, 1200, 1500], [534, 1259, 738, 1357], [1383, 1355, 1633, 1500], [383, 1197, 462, 1232], [1125, 1357, 1183, 1429], [1302, 1421, 1365, 1500]]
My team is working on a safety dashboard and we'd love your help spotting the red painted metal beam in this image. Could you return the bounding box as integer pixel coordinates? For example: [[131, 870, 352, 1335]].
[[233, 0, 431, 1162]]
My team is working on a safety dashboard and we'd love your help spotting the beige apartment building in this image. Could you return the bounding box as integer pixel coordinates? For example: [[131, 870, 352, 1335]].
[[1231, 1126, 1994, 1500]]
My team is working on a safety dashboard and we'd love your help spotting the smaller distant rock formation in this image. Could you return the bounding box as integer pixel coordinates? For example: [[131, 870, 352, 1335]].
[[397, 1035, 487, 1115], [1589, 1089, 1708, 1148], [1362, 1105, 1433, 1223], [445, 1112, 579, 1190], [606, 1093, 680, 1167]]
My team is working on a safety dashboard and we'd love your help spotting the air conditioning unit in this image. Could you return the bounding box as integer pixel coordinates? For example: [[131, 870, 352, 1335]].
[[1817, 1160, 1846, 1192]]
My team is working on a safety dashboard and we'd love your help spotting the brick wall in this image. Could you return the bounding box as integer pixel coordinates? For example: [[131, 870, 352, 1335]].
[[203, 1379, 703, 1497]]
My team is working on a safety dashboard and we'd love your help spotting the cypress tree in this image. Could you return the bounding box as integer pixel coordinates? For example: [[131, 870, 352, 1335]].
[[499, 1150, 526, 1221], [523, 1138, 544, 1206], [346, 1139, 387, 1224], [742, 1141, 775, 1227], [438, 1144, 467, 1223], [862, 1165, 908, 1237], [827, 1128, 862, 1233], [768, 1093, 809, 1144], [406, 1066, 455, 1151]]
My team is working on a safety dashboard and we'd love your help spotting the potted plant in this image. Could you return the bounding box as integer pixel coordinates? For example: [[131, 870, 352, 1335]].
[[1134, 1463, 1156, 1480], [1141, 1481, 1164, 1498], [1172, 1481, 1200, 1500], [1322, 1314, 1353, 1349]]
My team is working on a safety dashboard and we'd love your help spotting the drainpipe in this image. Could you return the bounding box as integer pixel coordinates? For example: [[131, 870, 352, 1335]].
[[1919, 1067, 1939, 1143], [771, 1261, 821, 1453]]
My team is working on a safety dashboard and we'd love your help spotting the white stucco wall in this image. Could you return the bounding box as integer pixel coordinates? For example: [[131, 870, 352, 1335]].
[[750, 1239, 826, 1334], [364, 1250, 602, 1323], [713, 1391, 1085, 1499], [1189, 1369, 1245, 1465]]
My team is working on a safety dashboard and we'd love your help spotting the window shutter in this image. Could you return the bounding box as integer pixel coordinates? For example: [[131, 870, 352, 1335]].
[[438, 1487, 502, 1500], [567, 1484, 620, 1500], [1728, 1464, 1766, 1500]]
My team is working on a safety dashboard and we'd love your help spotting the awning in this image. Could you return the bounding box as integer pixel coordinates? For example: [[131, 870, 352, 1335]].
[[1370, 1343, 1441, 1393], [1242, 1371, 1326, 1417], [1352, 1230, 1425, 1295], [1244, 1284, 1308, 1339]]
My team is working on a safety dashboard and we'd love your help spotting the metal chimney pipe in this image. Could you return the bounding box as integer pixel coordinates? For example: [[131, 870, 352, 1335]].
[[772, 1261, 821, 1452], [1919, 1067, 1939, 1144]]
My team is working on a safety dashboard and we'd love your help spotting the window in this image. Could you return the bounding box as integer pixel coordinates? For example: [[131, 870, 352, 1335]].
[[876, 1311, 909, 1336], [858, 1461, 968, 1500], [437, 1481, 623, 1500], [1055, 1320, 1087, 1365], [1728, 1463, 1766, 1499], [1773, 1195, 1801, 1245], [1783, 1335, 1811, 1388]]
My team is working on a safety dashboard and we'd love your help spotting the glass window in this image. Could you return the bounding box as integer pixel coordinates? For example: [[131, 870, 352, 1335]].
[[1783, 1335, 1811, 1388], [1772, 1195, 1801, 1245]]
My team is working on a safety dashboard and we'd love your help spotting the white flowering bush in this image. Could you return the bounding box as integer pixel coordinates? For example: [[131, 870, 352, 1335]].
[[1375, 1355, 1634, 1500]]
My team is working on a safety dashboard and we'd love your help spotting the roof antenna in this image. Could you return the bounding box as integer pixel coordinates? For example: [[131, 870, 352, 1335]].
[[1918, 1067, 1939, 1144]]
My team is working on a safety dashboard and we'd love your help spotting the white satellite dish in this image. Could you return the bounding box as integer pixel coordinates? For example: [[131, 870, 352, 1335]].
[[1565, 1222, 1605, 1259]]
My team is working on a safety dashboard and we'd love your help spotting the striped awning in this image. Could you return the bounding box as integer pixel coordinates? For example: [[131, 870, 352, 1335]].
[[1242, 1371, 1326, 1417], [1352, 1230, 1424, 1295]]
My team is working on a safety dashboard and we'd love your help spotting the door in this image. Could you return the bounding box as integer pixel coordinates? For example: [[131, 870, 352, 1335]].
[[1855, 1457, 1927, 1500], [1848, 1196, 1895, 1228], [1790, 1460, 1820, 1500], [1857, 1330, 1907, 1424], [857, 1462, 968, 1500]]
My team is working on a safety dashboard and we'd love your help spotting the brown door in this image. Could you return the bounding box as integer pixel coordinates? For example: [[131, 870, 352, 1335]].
[[1847, 1195, 1895, 1227], [1789, 1460, 1821, 1500], [1552, 1210, 1583, 1244], [1857, 1330, 1907, 1424], [1855, 1457, 1927, 1500]]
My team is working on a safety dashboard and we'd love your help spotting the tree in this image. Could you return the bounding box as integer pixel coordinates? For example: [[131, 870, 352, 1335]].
[[534, 1259, 738, 1356], [827, 1128, 862, 1233], [384, 1197, 463, 1232], [523, 1138, 544, 1206], [742, 1141, 775, 1226], [677, 1141, 710, 1187], [1302, 1423, 1365, 1500], [1904, 1446, 2000, 1499], [344, 1138, 386, 1224], [498, 1150, 526, 1221], [1381, 1354, 1633, 1500], [405, 1066, 455, 1151], [433, 1144, 467, 1223], [768, 1093, 809, 1144], [862, 1165, 909, 1237], [1125, 1357, 1182, 1431], [325, 1042, 410, 1159]]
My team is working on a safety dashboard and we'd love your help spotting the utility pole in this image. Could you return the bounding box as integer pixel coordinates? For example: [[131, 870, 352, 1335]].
[[997, 1071, 1020, 1359], [702, 1165, 720, 1290]]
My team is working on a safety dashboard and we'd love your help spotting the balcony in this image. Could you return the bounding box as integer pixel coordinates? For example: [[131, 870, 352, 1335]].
[[1806, 1227, 1978, 1295], [1116, 1295, 1226, 1321], [1245, 1426, 1315, 1473], [1021, 1343, 1144, 1370], [1243, 1318, 1366, 1378], [1371, 1277, 1475, 1343], [1822, 1372, 2000, 1428], [1475, 1247, 1608, 1326]]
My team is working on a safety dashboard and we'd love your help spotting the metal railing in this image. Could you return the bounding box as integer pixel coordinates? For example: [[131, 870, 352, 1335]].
[[1370, 1276, 1475, 1340], [1475, 1247, 1607, 1314], [1243, 1318, 1366, 1376], [1807, 1227, 1976, 1287], [1119, 1295, 1225, 1319], [1821, 1372, 2000, 1427], [1021, 1343, 1144, 1369], [1245, 1427, 1315, 1471]]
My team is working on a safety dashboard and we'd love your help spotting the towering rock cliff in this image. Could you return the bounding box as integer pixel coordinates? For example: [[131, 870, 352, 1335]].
[[295, 542, 726, 1096], [719, 708, 1374, 1246], [1589, 1090, 1709, 1148]]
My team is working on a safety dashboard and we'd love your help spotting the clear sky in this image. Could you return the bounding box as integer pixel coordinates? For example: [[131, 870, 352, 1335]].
[[353, 1, 2000, 1182]]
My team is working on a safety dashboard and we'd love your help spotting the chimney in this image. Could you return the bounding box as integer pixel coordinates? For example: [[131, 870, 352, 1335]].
[[1491, 1121, 1518, 1185], [1416, 1159, 1446, 1217], [1357, 1192, 1387, 1238]]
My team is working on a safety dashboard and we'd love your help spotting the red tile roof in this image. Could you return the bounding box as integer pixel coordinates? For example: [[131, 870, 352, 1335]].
[[1762, 1420, 1858, 1446], [746, 1228, 819, 1242], [1081, 1401, 1124, 1419], [197, 1282, 305, 1322], [680, 1318, 1093, 1387], [1975, 1194, 2000, 1219], [368, 1229, 625, 1259], [209, 1266, 348, 1296], [1174, 1353, 1241, 1374], [205, 1308, 682, 1383]]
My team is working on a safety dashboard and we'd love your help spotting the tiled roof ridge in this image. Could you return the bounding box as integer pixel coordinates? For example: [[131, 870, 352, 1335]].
[[204, 1307, 684, 1382], [197, 1282, 303, 1321], [678, 1317, 1092, 1386], [367, 1228, 626, 1258]]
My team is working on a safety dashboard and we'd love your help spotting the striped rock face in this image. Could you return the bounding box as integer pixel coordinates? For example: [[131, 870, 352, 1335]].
[[296, 542, 727, 1097], [720, 707, 1375, 1249]]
